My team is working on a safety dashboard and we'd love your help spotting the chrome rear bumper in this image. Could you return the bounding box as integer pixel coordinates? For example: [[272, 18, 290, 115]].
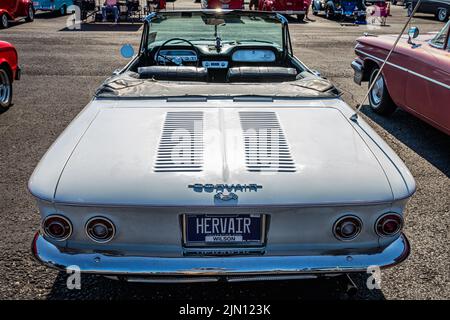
[[31, 233, 410, 282]]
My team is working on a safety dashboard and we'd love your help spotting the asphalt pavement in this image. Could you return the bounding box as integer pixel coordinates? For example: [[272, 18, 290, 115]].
[[0, 2, 448, 300]]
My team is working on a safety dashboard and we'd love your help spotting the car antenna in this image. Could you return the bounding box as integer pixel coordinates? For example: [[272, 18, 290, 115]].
[[350, 0, 423, 122]]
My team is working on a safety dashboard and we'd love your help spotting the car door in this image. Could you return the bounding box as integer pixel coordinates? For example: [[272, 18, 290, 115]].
[[404, 23, 450, 133]]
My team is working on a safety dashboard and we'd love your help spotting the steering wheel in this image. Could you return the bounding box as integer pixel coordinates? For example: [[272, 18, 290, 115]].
[[154, 38, 200, 67]]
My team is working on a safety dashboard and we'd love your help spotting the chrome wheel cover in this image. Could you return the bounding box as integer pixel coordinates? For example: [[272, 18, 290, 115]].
[[370, 75, 384, 107], [1, 15, 8, 28], [438, 9, 447, 21], [0, 69, 11, 106]]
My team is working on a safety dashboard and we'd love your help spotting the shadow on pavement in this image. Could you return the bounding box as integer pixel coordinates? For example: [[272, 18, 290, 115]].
[[60, 23, 142, 32], [46, 272, 385, 300], [361, 106, 450, 178], [34, 12, 61, 19]]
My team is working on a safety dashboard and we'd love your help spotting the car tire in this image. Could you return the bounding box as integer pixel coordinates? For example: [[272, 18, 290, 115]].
[[325, 3, 335, 19], [297, 14, 305, 22], [60, 4, 67, 16], [0, 14, 9, 29], [436, 8, 448, 22], [368, 68, 396, 116], [0, 66, 13, 109], [25, 5, 34, 22]]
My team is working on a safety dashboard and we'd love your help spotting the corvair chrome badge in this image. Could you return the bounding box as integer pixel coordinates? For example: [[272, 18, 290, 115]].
[[188, 184, 263, 193], [214, 192, 239, 201], [188, 184, 263, 205]]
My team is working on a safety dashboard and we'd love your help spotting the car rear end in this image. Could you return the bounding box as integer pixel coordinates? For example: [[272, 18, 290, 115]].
[[29, 98, 414, 282]]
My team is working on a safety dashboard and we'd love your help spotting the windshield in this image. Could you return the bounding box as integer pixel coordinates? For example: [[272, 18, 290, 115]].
[[430, 21, 449, 49], [146, 12, 284, 49]]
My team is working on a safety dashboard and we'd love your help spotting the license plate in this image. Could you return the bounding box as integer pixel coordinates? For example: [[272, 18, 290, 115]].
[[222, 4, 230, 9], [183, 214, 265, 247]]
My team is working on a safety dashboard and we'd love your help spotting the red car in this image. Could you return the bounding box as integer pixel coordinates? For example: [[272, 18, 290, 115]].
[[258, 0, 308, 21], [0, 0, 35, 29], [0, 41, 20, 109], [201, 0, 245, 9], [352, 22, 450, 135]]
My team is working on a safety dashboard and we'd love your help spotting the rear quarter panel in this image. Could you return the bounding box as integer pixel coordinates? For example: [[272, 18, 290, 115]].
[[355, 37, 408, 108], [0, 42, 18, 80]]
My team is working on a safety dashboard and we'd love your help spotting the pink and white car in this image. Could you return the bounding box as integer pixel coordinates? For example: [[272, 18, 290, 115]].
[[352, 22, 450, 135]]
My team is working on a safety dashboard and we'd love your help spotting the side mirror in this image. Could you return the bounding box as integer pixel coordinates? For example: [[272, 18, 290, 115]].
[[120, 44, 135, 59], [112, 68, 121, 76], [408, 26, 419, 44], [311, 69, 322, 77]]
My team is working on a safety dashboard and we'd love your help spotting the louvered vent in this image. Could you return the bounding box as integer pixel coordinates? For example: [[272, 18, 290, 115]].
[[154, 112, 203, 172], [240, 112, 296, 173]]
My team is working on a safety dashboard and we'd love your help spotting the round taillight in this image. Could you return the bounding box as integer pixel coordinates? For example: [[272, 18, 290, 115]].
[[376, 213, 403, 237], [333, 216, 362, 241], [43, 215, 72, 241], [86, 217, 115, 243]]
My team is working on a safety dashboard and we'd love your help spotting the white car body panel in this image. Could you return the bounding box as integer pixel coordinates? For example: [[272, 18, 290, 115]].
[[29, 98, 415, 207]]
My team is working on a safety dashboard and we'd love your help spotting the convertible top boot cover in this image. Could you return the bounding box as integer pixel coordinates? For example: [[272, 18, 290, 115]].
[[138, 66, 208, 81], [227, 67, 298, 82]]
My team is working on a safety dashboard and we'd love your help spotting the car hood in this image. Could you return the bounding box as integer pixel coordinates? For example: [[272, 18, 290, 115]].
[[51, 103, 394, 207], [357, 33, 437, 51]]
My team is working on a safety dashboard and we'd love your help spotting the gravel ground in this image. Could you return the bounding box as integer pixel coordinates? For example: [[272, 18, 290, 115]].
[[0, 2, 448, 300]]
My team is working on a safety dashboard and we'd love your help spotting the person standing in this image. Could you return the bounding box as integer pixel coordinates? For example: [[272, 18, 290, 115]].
[[304, 0, 314, 22], [102, 0, 119, 23], [249, 0, 259, 10]]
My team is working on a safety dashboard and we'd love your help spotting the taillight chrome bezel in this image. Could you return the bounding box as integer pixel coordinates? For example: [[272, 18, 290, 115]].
[[375, 213, 403, 237], [42, 215, 72, 241], [333, 215, 363, 241], [85, 217, 116, 243]]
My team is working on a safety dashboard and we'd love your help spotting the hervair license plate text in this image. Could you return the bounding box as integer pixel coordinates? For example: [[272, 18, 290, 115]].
[[183, 214, 265, 247]]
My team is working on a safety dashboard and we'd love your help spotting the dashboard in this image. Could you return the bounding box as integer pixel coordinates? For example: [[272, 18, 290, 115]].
[[154, 48, 279, 69]]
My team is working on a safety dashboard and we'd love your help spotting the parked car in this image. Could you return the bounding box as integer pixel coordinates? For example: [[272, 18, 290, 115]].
[[0, 41, 21, 109], [352, 22, 450, 135], [405, 0, 449, 22], [258, 0, 308, 21], [32, 0, 73, 15], [30, 10, 415, 283], [312, 0, 367, 22], [201, 0, 245, 9], [0, 0, 34, 29]]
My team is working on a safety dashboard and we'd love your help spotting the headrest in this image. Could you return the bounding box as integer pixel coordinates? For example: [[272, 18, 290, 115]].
[[227, 67, 298, 82], [138, 66, 208, 81]]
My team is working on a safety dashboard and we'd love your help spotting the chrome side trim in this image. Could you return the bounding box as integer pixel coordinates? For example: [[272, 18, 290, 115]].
[[32, 233, 410, 281], [355, 49, 450, 90]]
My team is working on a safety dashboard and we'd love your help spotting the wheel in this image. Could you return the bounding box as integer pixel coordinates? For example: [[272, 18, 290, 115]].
[[312, 10, 318, 15], [436, 8, 448, 22], [368, 68, 396, 116], [325, 3, 335, 19], [25, 5, 34, 22], [0, 14, 9, 29], [325, 7, 334, 19], [297, 14, 305, 22], [0, 66, 13, 109], [60, 4, 67, 16]]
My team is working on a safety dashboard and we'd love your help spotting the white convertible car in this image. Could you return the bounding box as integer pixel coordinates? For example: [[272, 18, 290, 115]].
[[29, 10, 415, 283]]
